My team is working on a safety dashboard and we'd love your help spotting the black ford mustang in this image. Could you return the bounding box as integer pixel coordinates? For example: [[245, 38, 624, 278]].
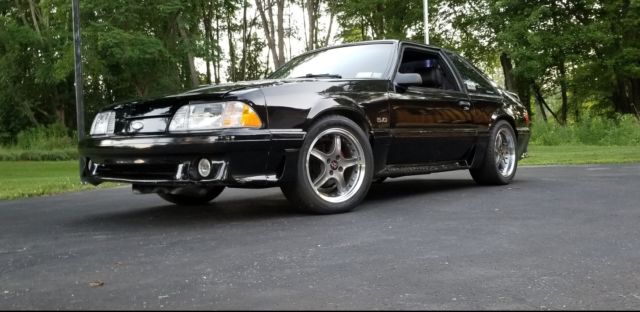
[[80, 40, 530, 214]]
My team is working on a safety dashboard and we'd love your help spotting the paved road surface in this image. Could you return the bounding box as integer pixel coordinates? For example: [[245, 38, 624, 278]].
[[1, 165, 639, 310]]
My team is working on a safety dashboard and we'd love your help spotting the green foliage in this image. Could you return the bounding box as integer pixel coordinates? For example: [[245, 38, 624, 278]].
[[15, 123, 75, 150], [0, 123, 77, 161], [531, 115, 640, 146], [2, 0, 640, 153], [334, 0, 424, 41], [0, 148, 78, 161], [530, 123, 575, 146], [0, 0, 270, 143]]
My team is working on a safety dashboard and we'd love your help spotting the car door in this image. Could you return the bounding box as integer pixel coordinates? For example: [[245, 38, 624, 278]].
[[387, 46, 476, 164], [446, 52, 504, 140]]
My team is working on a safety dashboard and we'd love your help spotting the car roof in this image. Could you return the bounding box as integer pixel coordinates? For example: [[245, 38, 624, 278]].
[[295, 40, 444, 56], [337, 39, 443, 50]]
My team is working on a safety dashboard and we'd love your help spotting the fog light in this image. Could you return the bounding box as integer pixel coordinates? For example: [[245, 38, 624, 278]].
[[197, 158, 212, 177]]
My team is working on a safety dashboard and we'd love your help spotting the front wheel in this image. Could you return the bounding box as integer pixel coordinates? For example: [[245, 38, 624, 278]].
[[158, 186, 225, 206], [470, 120, 518, 185], [281, 115, 373, 214]]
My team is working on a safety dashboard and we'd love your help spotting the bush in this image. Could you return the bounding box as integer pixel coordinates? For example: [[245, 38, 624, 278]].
[[530, 122, 575, 145], [0, 123, 77, 160], [15, 123, 76, 150], [0, 148, 78, 161], [530, 115, 640, 146]]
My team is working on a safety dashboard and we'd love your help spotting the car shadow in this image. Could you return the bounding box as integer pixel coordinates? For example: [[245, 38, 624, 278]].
[[366, 178, 477, 201], [69, 178, 482, 229], [69, 192, 298, 229]]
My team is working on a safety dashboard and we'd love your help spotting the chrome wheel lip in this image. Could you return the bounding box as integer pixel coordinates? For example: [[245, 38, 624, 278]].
[[495, 128, 516, 177], [305, 128, 366, 204]]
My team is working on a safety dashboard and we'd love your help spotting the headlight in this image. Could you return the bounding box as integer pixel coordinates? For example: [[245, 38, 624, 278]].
[[90, 111, 115, 136], [169, 101, 262, 132]]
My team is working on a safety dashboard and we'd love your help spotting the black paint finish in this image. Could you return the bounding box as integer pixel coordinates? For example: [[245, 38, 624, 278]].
[[79, 40, 530, 189]]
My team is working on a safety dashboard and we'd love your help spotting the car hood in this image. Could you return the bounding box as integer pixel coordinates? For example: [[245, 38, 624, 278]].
[[173, 79, 284, 97], [108, 79, 332, 119]]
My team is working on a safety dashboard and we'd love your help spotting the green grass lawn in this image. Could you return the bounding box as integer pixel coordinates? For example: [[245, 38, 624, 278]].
[[1, 145, 639, 200], [520, 145, 640, 165], [0, 161, 120, 200]]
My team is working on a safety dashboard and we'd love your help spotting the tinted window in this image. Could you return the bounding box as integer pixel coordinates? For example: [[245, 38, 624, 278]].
[[448, 53, 498, 96], [269, 44, 395, 79], [398, 48, 458, 91]]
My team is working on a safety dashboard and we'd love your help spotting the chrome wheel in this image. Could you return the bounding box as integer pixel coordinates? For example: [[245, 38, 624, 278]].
[[470, 120, 517, 186], [494, 128, 516, 177], [305, 128, 366, 203]]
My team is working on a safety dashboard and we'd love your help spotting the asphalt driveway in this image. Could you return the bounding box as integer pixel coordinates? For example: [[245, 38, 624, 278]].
[[1, 165, 639, 309]]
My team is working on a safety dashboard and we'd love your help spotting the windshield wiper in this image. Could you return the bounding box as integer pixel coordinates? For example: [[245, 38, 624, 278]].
[[295, 73, 342, 79]]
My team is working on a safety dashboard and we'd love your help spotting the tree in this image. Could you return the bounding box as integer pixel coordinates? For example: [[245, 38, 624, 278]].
[[334, 0, 423, 42], [255, 0, 287, 68]]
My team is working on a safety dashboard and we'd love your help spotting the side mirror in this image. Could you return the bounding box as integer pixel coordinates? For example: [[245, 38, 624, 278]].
[[394, 73, 422, 87]]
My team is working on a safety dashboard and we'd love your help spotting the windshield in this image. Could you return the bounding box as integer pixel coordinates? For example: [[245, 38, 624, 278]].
[[269, 43, 395, 80]]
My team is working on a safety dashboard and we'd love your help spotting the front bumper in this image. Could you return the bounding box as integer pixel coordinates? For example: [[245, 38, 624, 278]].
[[79, 129, 304, 188]]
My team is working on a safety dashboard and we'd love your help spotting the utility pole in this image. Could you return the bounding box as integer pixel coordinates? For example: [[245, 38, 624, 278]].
[[423, 0, 429, 45], [72, 0, 85, 142], [72, 0, 86, 178]]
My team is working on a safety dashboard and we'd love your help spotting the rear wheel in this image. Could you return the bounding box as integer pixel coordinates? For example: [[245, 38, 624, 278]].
[[281, 115, 373, 214], [157, 186, 225, 206], [470, 120, 518, 185]]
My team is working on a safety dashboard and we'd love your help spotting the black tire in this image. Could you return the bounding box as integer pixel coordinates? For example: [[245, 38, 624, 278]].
[[470, 120, 518, 185], [157, 186, 225, 206], [280, 115, 374, 214]]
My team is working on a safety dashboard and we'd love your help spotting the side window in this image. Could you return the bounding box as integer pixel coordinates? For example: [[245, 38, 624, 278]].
[[449, 54, 498, 96], [397, 48, 458, 91]]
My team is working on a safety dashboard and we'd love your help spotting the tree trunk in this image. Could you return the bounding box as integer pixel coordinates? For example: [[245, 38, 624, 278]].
[[516, 79, 532, 118], [276, 0, 286, 66], [323, 11, 335, 47], [533, 82, 560, 124], [26, 0, 42, 37], [558, 62, 568, 125], [202, 0, 213, 84], [177, 16, 199, 88], [632, 78, 640, 121], [255, 0, 279, 68], [226, 8, 237, 82], [306, 0, 317, 51], [500, 52, 516, 92], [572, 83, 580, 122], [255, 0, 286, 68], [14, 0, 29, 26], [240, 0, 248, 80], [532, 84, 548, 123], [213, 6, 221, 84]]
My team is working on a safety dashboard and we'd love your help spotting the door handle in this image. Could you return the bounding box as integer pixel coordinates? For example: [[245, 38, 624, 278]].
[[458, 100, 471, 111]]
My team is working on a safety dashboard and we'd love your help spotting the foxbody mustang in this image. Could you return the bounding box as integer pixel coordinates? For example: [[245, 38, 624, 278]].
[[80, 40, 530, 214]]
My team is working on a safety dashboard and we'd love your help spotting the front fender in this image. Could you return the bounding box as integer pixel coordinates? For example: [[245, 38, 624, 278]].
[[304, 97, 372, 130], [261, 79, 389, 130]]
